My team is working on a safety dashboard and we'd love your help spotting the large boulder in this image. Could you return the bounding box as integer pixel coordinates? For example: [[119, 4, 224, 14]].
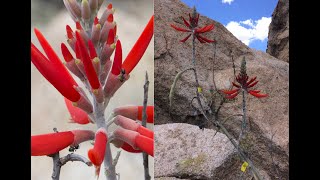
[[155, 123, 235, 179], [154, 0, 288, 179], [266, 0, 289, 62]]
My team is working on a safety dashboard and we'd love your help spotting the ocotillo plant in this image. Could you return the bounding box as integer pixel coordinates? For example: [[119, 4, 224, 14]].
[[31, 1, 154, 180], [169, 6, 214, 113], [169, 6, 267, 180], [221, 57, 267, 140]]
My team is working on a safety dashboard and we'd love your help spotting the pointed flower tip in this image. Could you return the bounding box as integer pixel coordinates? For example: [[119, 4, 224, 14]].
[[88, 40, 98, 58], [61, 43, 74, 62], [76, 21, 82, 30], [107, 14, 114, 23], [107, 3, 112, 9], [94, 17, 99, 25], [66, 25, 74, 39], [111, 40, 122, 75], [107, 29, 115, 45], [122, 15, 154, 75]]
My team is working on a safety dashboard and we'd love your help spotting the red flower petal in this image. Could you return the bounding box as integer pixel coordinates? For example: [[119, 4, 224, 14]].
[[137, 106, 154, 123], [248, 91, 268, 98], [64, 97, 90, 124], [180, 34, 191, 42], [111, 40, 122, 75], [31, 43, 80, 102], [122, 15, 154, 74], [76, 21, 82, 30], [88, 40, 98, 59], [196, 24, 214, 33], [121, 142, 142, 153], [232, 82, 241, 88], [94, 17, 99, 25], [249, 90, 260, 93], [61, 43, 74, 62], [66, 25, 74, 39], [170, 24, 191, 32], [246, 76, 257, 86], [76, 32, 101, 89], [107, 14, 113, 23], [247, 81, 258, 88], [31, 131, 74, 156], [135, 135, 153, 157], [181, 16, 191, 28], [225, 91, 240, 99], [196, 35, 206, 43], [221, 88, 240, 95], [195, 13, 200, 26], [107, 29, 115, 45], [197, 34, 215, 43], [88, 128, 107, 166]]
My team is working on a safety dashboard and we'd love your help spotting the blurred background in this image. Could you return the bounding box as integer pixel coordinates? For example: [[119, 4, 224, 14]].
[[31, 0, 154, 179]]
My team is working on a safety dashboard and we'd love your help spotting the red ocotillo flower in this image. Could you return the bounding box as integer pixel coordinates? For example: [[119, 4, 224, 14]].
[[75, 32, 101, 90], [64, 97, 91, 124], [170, 7, 214, 43], [122, 15, 154, 75], [114, 115, 153, 139], [31, 130, 94, 156], [113, 105, 154, 123], [113, 127, 153, 157], [221, 58, 268, 99], [111, 40, 123, 76], [31, 29, 81, 102], [87, 128, 108, 176]]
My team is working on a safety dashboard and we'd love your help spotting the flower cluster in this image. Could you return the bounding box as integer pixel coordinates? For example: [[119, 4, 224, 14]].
[[170, 7, 214, 43], [31, 0, 154, 178], [221, 58, 268, 99]]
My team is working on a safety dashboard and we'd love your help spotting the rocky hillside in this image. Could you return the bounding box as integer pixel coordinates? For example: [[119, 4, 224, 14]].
[[154, 0, 289, 179], [267, 0, 289, 62]]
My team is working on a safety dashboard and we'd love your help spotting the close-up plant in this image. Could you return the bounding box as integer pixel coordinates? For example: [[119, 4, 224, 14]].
[[31, 0, 154, 179]]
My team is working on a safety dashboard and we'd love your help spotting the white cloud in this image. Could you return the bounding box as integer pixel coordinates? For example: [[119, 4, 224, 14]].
[[222, 0, 234, 5], [225, 17, 272, 46]]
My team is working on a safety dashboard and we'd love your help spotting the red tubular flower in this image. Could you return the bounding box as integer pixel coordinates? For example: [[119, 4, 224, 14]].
[[113, 105, 154, 123], [31, 130, 94, 156], [170, 8, 214, 44], [121, 142, 142, 153], [64, 97, 91, 124], [111, 40, 122, 75], [114, 115, 153, 139], [76, 32, 101, 89], [221, 58, 268, 99], [88, 128, 108, 166], [137, 106, 154, 123], [99, 3, 114, 26], [113, 128, 154, 157], [31, 35, 80, 102], [122, 15, 154, 75]]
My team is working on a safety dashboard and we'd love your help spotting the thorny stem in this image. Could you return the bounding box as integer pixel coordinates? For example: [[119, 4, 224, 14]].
[[142, 72, 151, 180]]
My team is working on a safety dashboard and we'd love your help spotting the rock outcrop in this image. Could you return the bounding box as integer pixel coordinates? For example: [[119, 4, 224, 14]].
[[266, 0, 289, 62], [155, 123, 235, 179], [154, 0, 289, 179]]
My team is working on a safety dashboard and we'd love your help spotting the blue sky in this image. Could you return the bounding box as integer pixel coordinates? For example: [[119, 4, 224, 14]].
[[181, 0, 278, 51]]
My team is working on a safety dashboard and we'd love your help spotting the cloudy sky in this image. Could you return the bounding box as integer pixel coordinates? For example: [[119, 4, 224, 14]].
[[181, 0, 278, 51]]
